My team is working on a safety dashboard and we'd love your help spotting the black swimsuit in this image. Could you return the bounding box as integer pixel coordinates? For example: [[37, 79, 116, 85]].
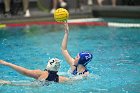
[[44, 69, 59, 82]]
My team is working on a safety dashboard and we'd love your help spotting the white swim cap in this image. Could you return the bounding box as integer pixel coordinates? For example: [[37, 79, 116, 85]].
[[46, 58, 61, 71]]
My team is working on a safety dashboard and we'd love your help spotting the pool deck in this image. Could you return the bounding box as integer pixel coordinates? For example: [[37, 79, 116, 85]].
[[0, 5, 140, 24], [92, 6, 140, 18]]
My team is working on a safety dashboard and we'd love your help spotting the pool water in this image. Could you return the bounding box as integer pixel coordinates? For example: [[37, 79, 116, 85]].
[[0, 23, 140, 93]]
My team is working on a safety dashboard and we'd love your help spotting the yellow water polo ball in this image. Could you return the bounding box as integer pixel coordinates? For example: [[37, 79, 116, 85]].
[[54, 8, 69, 22]]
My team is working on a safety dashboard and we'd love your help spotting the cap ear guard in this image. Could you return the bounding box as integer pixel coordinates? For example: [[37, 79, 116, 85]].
[[78, 52, 93, 66]]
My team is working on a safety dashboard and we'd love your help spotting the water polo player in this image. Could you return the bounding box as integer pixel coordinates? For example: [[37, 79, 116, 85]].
[[61, 22, 93, 76], [0, 58, 69, 85]]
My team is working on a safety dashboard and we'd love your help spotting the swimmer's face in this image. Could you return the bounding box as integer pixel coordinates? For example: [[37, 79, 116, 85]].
[[74, 54, 80, 65]]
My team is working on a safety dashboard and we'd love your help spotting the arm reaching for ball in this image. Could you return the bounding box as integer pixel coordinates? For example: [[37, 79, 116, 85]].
[[61, 22, 75, 68]]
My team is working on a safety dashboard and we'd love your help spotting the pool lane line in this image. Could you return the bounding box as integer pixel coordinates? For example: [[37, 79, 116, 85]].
[[1, 21, 140, 28], [68, 18, 103, 22], [1, 21, 107, 28], [69, 22, 107, 26], [6, 21, 62, 27], [108, 22, 140, 28]]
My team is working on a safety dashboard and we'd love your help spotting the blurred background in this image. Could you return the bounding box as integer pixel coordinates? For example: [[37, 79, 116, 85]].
[[0, 0, 140, 23]]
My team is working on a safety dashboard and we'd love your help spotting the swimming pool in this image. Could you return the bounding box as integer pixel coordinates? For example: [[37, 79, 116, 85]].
[[0, 18, 140, 93]]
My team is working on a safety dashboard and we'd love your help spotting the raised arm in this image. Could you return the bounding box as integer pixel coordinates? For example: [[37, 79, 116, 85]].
[[0, 60, 42, 79], [61, 22, 74, 67]]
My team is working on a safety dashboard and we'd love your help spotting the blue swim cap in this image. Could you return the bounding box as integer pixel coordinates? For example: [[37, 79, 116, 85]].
[[78, 52, 93, 66]]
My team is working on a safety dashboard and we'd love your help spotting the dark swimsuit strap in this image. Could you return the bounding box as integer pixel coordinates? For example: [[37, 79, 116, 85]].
[[78, 69, 88, 75], [72, 65, 88, 75]]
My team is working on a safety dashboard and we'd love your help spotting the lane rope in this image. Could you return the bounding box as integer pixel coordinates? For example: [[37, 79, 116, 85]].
[[0, 18, 140, 28]]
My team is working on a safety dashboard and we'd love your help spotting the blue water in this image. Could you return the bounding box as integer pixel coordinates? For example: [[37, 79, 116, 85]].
[[0, 24, 140, 93]]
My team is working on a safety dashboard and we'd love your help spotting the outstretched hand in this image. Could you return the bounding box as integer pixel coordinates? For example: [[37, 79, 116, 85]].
[[0, 80, 11, 85], [0, 60, 9, 65]]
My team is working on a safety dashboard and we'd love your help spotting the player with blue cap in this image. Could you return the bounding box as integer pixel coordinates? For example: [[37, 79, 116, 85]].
[[78, 52, 93, 66], [61, 22, 93, 76]]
